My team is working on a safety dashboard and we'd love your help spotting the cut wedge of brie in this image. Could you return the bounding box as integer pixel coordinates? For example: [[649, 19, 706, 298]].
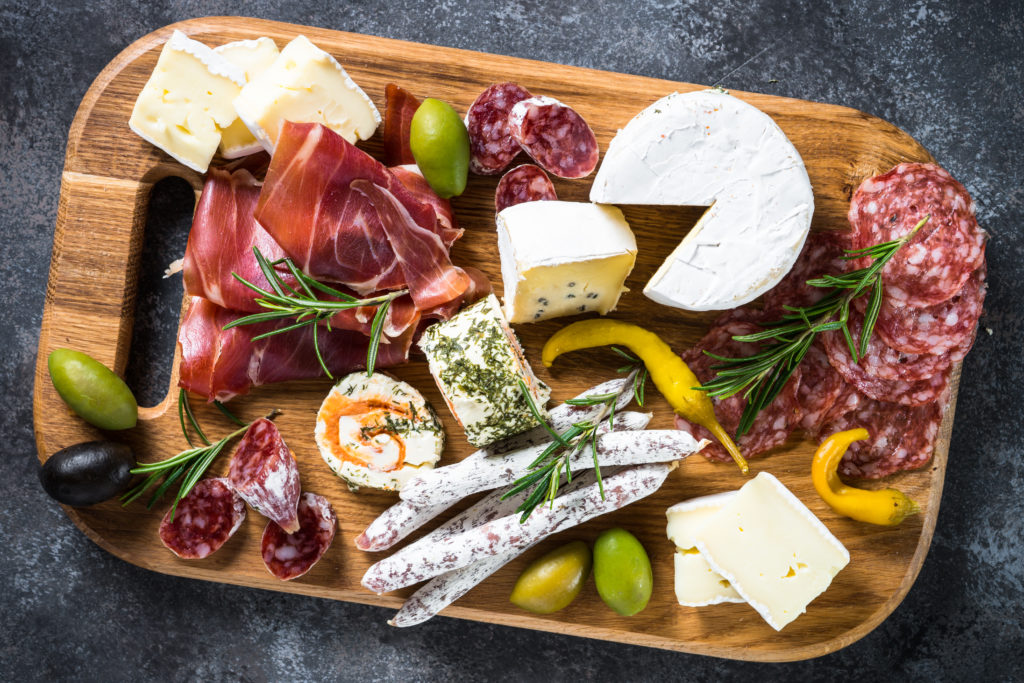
[[214, 37, 280, 158], [666, 491, 744, 607], [590, 89, 814, 311]]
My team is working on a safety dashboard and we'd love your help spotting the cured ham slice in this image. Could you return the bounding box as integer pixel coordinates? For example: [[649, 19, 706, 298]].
[[390, 164, 460, 246], [382, 84, 420, 167]]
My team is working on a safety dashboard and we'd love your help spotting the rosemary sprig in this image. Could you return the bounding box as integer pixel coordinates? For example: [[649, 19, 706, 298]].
[[224, 247, 408, 378], [699, 215, 931, 438]]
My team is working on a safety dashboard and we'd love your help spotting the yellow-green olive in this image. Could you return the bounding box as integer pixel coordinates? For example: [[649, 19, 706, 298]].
[[409, 98, 470, 199], [510, 540, 591, 614], [592, 528, 652, 616], [48, 348, 137, 430]]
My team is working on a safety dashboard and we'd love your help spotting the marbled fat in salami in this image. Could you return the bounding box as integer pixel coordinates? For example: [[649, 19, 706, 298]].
[[466, 83, 532, 175], [796, 342, 845, 433], [261, 492, 336, 580], [842, 308, 955, 382], [228, 418, 301, 533], [159, 478, 245, 560], [494, 164, 557, 213], [848, 162, 986, 307], [762, 231, 851, 313], [508, 96, 599, 179]]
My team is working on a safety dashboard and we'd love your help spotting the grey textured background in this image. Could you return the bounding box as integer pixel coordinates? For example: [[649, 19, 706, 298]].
[[3, 1, 1023, 680]]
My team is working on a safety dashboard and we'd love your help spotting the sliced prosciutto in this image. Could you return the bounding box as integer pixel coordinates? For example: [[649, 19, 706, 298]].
[[390, 165, 460, 246], [383, 84, 420, 167]]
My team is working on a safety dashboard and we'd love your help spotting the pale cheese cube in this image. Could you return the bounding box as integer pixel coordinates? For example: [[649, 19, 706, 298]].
[[233, 34, 380, 153], [128, 30, 246, 172], [497, 201, 637, 324], [214, 37, 280, 158], [666, 491, 744, 606]]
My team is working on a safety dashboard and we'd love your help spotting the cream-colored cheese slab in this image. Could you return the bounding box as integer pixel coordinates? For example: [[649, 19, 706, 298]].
[[496, 201, 637, 324], [214, 37, 280, 158], [666, 491, 743, 606], [694, 472, 850, 631], [128, 30, 246, 172], [233, 34, 380, 153]]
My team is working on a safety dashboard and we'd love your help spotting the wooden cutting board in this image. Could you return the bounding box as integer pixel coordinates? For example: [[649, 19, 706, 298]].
[[33, 16, 955, 661]]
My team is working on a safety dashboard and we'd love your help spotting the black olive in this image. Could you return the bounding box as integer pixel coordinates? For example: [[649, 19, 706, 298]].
[[39, 441, 135, 506]]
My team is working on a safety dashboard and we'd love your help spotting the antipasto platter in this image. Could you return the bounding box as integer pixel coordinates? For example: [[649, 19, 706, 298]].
[[33, 16, 979, 661]]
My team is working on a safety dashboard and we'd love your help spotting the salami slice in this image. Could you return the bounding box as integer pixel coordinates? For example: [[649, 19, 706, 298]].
[[382, 84, 420, 167], [228, 418, 301, 533], [819, 397, 943, 478], [261, 492, 336, 581], [796, 342, 845, 433], [159, 478, 245, 560], [848, 162, 986, 307], [811, 382, 864, 437], [508, 96, 599, 179], [842, 307, 955, 382], [466, 82, 532, 175], [762, 231, 851, 313], [677, 321, 802, 462], [494, 164, 557, 213]]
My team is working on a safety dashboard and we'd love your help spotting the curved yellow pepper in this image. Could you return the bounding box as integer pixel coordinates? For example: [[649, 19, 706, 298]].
[[542, 319, 748, 474], [812, 428, 921, 526]]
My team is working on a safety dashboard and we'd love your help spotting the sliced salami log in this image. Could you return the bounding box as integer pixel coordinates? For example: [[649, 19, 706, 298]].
[[159, 478, 245, 560], [466, 82, 532, 175], [228, 418, 301, 533], [796, 342, 845, 433], [848, 162, 986, 308], [811, 382, 864, 437], [508, 96, 599, 179], [261, 492, 336, 581], [762, 231, 851, 312], [676, 322, 802, 462], [382, 84, 420, 167], [818, 397, 944, 478], [494, 164, 557, 213], [841, 307, 955, 382]]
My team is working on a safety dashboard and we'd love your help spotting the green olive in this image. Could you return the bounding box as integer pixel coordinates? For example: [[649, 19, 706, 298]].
[[409, 98, 470, 199], [592, 528, 652, 616], [510, 540, 591, 614], [48, 348, 137, 430]]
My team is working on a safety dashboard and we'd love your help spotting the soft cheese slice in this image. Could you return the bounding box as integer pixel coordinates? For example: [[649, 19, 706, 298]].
[[418, 293, 551, 447], [694, 472, 850, 631], [233, 34, 380, 154], [666, 491, 744, 606], [590, 89, 814, 311], [214, 37, 280, 158], [497, 201, 637, 323], [128, 30, 246, 172]]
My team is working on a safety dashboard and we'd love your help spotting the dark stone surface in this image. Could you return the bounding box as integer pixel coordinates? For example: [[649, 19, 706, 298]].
[[2, 0, 1022, 679]]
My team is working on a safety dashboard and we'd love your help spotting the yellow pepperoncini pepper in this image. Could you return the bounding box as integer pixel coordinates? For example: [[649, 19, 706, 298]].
[[541, 319, 748, 474], [812, 428, 921, 526]]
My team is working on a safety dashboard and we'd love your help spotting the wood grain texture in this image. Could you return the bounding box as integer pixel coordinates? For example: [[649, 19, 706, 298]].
[[32, 16, 957, 661]]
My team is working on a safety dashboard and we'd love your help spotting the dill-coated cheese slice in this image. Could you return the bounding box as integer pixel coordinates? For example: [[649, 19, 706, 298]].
[[418, 294, 551, 447], [497, 201, 637, 324], [232, 34, 380, 153], [694, 472, 849, 631], [666, 491, 744, 607], [214, 37, 280, 158], [128, 30, 246, 172]]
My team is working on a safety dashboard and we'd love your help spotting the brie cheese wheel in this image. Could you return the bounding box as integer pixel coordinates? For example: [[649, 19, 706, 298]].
[[496, 201, 637, 323], [214, 37, 280, 158], [128, 30, 246, 172], [233, 34, 380, 154], [590, 89, 814, 311], [694, 472, 850, 631], [315, 372, 444, 491], [666, 491, 744, 607]]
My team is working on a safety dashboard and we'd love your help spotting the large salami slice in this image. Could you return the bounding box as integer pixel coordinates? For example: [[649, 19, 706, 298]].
[[796, 342, 845, 433], [465, 82, 532, 175], [261, 492, 336, 581], [841, 307, 955, 382], [228, 418, 301, 533], [494, 164, 557, 213], [848, 162, 986, 308], [159, 478, 245, 560], [762, 231, 850, 313], [676, 322, 802, 462], [508, 96, 599, 179]]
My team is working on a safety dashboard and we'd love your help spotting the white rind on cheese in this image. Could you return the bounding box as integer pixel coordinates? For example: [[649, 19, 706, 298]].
[[590, 90, 814, 311], [694, 472, 850, 631], [214, 37, 281, 158], [232, 34, 381, 154], [128, 30, 246, 172], [666, 491, 744, 606], [496, 201, 637, 324]]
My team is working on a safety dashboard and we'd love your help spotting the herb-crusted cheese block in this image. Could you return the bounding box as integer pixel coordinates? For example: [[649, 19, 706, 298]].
[[497, 201, 637, 324], [213, 37, 281, 158], [666, 491, 744, 607], [590, 89, 814, 311], [419, 294, 551, 447]]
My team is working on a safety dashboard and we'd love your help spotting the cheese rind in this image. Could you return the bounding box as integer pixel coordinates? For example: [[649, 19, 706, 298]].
[[496, 201, 637, 323], [232, 34, 380, 154], [128, 30, 246, 172], [590, 89, 814, 311], [694, 472, 850, 631], [666, 491, 744, 606], [214, 37, 281, 158]]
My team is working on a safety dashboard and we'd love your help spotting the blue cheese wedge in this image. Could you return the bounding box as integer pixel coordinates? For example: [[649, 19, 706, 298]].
[[128, 30, 246, 172], [666, 492, 744, 607], [590, 89, 814, 311], [418, 293, 551, 447], [213, 37, 280, 158], [496, 201, 637, 323], [232, 34, 380, 153], [315, 372, 444, 491], [694, 472, 850, 631]]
